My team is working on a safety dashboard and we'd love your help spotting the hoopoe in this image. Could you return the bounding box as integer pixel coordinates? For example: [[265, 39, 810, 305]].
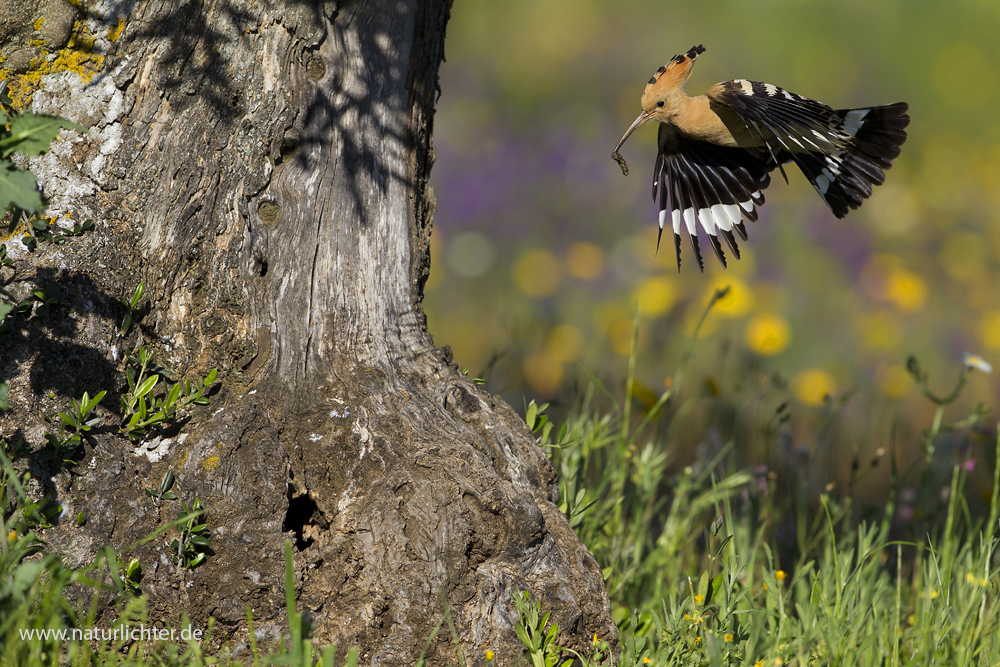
[[612, 45, 909, 271]]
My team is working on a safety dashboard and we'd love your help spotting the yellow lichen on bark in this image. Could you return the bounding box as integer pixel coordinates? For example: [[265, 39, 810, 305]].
[[0, 20, 104, 109], [107, 18, 125, 42]]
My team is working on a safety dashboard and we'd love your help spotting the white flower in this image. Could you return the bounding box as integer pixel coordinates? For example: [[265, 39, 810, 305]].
[[963, 353, 993, 374]]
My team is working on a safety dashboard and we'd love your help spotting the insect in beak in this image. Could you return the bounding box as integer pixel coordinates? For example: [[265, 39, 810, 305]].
[[612, 110, 652, 175]]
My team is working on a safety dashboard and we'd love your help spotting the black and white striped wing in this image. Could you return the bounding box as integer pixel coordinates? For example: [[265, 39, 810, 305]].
[[653, 126, 775, 271], [710, 80, 909, 218]]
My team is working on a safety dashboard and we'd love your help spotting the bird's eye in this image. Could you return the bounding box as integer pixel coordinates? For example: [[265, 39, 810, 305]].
[[657, 101, 665, 107]]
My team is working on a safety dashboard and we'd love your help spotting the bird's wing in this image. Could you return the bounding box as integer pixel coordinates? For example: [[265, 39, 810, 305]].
[[708, 81, 909, 217], [653, 125, 776, 271]]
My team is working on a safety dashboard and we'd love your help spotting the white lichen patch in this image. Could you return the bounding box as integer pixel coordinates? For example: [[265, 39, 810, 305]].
[[26, 59, 129, 221], [139, 436, 172, 463]]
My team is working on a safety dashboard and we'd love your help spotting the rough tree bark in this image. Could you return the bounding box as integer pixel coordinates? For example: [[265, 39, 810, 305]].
[[0, 0, 616, 664]]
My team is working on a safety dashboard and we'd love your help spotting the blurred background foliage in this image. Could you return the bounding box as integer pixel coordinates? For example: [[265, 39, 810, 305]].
[[423, 0, 1000, 507]]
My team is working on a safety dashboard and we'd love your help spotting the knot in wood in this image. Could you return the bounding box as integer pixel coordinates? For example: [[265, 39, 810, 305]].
[[305, 56, 326, 82], [257, 200, 280, 226], [444, 384, 484, 422]]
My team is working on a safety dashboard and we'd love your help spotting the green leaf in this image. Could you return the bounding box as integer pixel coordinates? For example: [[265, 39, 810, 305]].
[[0, 381, 8, 411], [697, 571, 709, 602], [1, 113, 88, 158], [129, 282, 144, 308], [134, 374, 158, 398], [544, 622, 557, 645], [706, 573, 724, 605], [0, 160, 42, 215], [525, 401, 538, 430], [714, 534, 733, 559], [85, 390, 107, 413], [165, 382, 182, 407]]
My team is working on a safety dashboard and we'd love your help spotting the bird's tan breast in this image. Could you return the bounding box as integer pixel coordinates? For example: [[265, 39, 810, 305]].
[[673, 95, 762, 148]]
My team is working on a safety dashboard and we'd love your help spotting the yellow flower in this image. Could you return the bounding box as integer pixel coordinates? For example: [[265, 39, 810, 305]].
[[512, 249, 562, 298], [878, 364, 911, 398], [684, 613, 691, 621], [694, 637, 701, 644], [523, 350, 563, 395], [907, 614, 916, 627], [546, 324, 585, 363], [6, 530, 16, 542], [755, 661, 764, 667], [979, 311, 1000, 351], [885, 267, 927, 311], [724, 633, 734, 643], [694, 594, 704, 604], [929, 589, 939, 599], [485, 650, 494, 662], [696, 616, 704, 624], [793, 369, 836, 406], [762, 583, 768, 591], [774, 570, 787, 582], [965, 573, 988, 587], [634, 275, 678, 318], [592, 634, 599, 645], [643, 658, 651, 664], [708, 278, 754, 318], [745, 313, 791, 356]]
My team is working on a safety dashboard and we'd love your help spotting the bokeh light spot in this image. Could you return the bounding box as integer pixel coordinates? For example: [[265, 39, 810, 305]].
[[513, 249, 562, 298], [609, 319, 644, 357], [856, 311, 902, 351], [547, 324, 585, 363], [793, 369, 837, 406], [708, 278, 754, 318], [979, 311, 1000, 351], [523, 350, 563, 395], [566, 242, 606, 280], [885, 268, 927, 312], [878, 364, 912, 398], [448, 231, 497, 278], [634, 276, 678, 318], [745, 313, 791, 356]]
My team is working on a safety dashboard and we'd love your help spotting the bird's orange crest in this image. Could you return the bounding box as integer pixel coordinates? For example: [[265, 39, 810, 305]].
[[644, 45, 705, 97]]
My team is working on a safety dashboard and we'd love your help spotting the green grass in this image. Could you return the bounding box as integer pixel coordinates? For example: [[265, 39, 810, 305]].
[[531, 374, 999, 666], [531, 301, 1000, 666]]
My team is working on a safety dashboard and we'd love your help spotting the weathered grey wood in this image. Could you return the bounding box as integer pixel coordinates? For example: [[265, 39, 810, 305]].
[[0, 0, 615, 663]]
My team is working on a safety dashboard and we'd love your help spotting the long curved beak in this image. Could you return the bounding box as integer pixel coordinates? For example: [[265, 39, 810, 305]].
[[613, 110, 652, 156]]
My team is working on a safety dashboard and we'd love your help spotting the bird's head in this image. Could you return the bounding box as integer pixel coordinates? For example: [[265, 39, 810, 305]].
[[613, 45, 705, 159]]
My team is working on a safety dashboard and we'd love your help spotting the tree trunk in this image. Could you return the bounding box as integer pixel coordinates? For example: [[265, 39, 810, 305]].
[[0, 0, 615, 664]]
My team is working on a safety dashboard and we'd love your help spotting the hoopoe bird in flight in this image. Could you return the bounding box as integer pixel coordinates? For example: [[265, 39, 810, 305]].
[[612, 45, 909, 271]]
